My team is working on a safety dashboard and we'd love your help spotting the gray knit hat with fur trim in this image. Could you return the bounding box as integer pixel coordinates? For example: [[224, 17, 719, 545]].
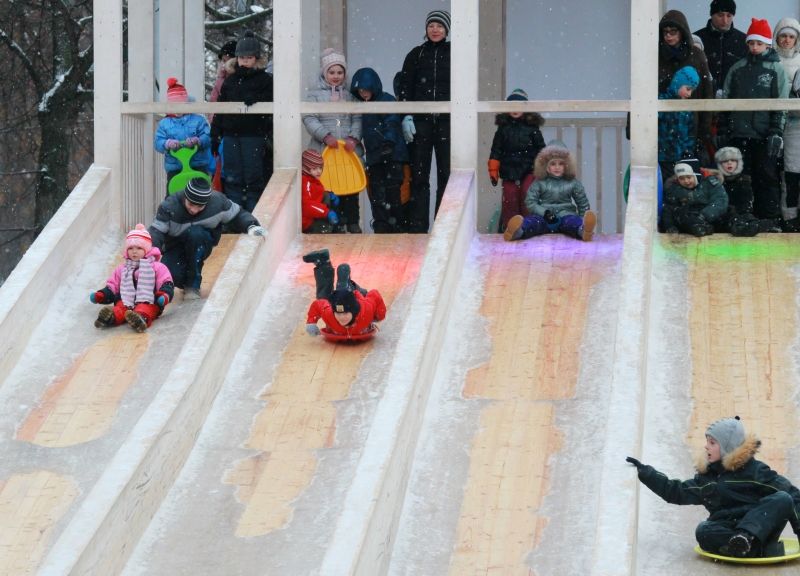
[[715, 146, 743, 176], [706, 416, 745, 457]]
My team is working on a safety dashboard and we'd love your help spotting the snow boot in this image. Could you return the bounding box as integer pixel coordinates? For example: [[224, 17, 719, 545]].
[[302, 248, 330, 265], [336, 264, 352, 291], [125, 310, 148, 333], [504, 215, 524, 242], [314, 260, 335, 300], [723, 531, 755, 558], [580, 210, 597, 241], [94, 306, 115, 328]]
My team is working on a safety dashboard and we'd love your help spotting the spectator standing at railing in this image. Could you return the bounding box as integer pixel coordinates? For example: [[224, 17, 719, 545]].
[[302, 48, 364, 233], [658, 10, 714, 169], [658, 66, 701, 179], [154, 77, 213, 196], [397, 10, 451, 233], [694, 0, 747, 95], [720, 18, 790, 225], [211, 31, 274, 213], [773, 17, 800, 229]]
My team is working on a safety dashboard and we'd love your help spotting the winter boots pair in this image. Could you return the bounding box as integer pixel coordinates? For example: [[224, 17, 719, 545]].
[[303, 248, 367, 300], [94, 306, 148, 332]]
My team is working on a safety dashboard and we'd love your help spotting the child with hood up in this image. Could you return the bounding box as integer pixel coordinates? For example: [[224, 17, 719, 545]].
[[90, 224, 174, 332], [503, 142, 596, 242], [658, 65, 700, 178], [487, 88, 546, 232], [303, 48, 363, 233], [350, 67, 409, 233], [154, 77, 213, 195], [661, 162, 728, 236], [774, 17, 800, 227], [714, 146, 760, 236], [627, 416, 800, 558]]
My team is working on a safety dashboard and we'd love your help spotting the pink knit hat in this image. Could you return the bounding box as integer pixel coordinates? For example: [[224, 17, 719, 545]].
[[321, 48, 347, 77], [166, 77, 188, 102], [126, 223, 152, 254]]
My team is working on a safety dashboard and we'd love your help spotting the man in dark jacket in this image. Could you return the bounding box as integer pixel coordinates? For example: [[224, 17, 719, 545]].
[[397, 10, 451, 233], [627, 417, 800, 558], [211, 31, 274, 213], [148, 178, 265, 299], [694, 0, 747, 93]]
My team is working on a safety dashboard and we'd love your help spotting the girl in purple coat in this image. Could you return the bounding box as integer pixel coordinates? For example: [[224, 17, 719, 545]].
[[89, 224, 174, 333]]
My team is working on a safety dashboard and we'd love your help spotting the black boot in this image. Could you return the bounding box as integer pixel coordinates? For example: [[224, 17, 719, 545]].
[[302, 248, 330, 265], [336, 264, 352, 291], [722, 531, 755, 558], [314, 261, 335, 300]]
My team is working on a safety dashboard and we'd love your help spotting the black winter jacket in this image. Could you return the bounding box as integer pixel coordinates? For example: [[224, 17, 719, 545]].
[[212, 63, 274, 138], [397, 39, 450, 103], [694, 20, 748, 92], [489, 113, 546, 182], [636, 436, 800, 533], [350, 67, 409, 166], [148, 191, 260, 250]]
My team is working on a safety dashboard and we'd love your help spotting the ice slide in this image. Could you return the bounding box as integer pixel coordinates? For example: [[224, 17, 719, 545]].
[[1, 166, 798, 575]]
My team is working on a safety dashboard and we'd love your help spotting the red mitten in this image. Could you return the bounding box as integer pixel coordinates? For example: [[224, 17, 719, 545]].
[[323, 134, 338, 148], [344, 137, 358, 152], [155, 291, 170, 308], [90, 291, 105, 304]]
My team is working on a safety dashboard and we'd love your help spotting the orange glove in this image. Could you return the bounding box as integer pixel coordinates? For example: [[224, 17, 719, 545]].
[[488, 159, 500, 186]]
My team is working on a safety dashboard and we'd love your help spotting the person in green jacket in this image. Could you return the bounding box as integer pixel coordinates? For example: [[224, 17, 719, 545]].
[[627, 417, 800, 558], [660, 162, 728, 236]]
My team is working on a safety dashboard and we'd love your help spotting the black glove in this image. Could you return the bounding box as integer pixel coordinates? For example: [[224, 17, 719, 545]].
[[626, 456, 644, 470]]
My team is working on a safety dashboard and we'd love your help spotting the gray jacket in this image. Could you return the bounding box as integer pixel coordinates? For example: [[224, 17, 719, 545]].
[[302, 75, 363, 155]]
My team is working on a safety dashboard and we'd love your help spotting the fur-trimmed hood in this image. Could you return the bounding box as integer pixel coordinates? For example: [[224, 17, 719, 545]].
[[533, 144, 576, 180], [224, 56, 269, 75], [695, 433, 761, 473], [495, 112, 545, 128]]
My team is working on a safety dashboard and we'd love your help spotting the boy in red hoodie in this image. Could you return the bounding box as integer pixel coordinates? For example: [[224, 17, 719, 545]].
[[301, 149, 341, 233], [303, 248, 386, 340]]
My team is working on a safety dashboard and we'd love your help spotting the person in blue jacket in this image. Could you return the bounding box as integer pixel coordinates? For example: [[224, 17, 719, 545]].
[[154, 77, 213, 196], [350, 67, 410, 232]]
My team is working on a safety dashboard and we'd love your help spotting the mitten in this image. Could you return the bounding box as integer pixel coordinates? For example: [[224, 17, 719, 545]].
[[90, 291, 105, 304], [306, 323, 321, 336], [401, 115, 416, 144], [325, 192, 340, 207], [155, 291, 170, 308], [327, 210, 340, 225], [344, 137, 358, 152], [767, 134, 784, 159], [323, 134, 338, 148], [165, 139, 181, 150], [488, 159, 500, 186], [185, 136, 201, 148], [625, 456, 644, 470], [247, 225, 267, 237]]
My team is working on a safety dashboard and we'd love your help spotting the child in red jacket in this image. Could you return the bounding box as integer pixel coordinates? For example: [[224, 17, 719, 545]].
[[90, 224, 174, 332], [303, 248, 386, 340], [301, 149, 341, 233]]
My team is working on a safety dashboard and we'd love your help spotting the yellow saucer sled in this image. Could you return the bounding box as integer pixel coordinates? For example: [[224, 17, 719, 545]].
[[320, 140, 367, 196], [695, 537, 800, 564]]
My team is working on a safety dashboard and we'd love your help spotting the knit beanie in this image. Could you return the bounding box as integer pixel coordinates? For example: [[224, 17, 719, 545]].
[[426, 10, 451, 37], [710, 0, 736, 16], [506, 88, 529, 101], [236, 31, 261, 57], [219, 40, 238, 59], [746, 18, 772, 45], [706, 416, 745, 458], [126, 223, 152, 254], [166, 77, 188, 103], [302, 149, 324, 175], [184, 178, 212, 206], [671, 66, 700, 91], [330, 289, 360, 319], [715, 146, 744, 176], [321, 48, 347, 77]]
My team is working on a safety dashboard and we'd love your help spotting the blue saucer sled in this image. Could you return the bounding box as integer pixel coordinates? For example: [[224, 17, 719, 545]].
[[694, 538, 800, 565]]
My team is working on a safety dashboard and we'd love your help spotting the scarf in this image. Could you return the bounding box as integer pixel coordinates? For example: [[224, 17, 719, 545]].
[[120, 256, 156, 307]]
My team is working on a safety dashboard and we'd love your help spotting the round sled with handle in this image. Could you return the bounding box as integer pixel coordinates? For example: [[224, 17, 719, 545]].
[[320, 324, 378, 343], [320, 140, 367, 196], [694, 538, 800, 565], [167, 145, 212, 195]]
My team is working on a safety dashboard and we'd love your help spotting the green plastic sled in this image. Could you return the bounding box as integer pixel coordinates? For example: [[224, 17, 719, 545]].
[[167, 146, 211, 195], [695, 537, 800, 565]]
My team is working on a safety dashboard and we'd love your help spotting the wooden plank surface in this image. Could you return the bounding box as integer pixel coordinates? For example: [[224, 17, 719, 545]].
[[452, 235, 622, 575], [223, 235, 427, 538]]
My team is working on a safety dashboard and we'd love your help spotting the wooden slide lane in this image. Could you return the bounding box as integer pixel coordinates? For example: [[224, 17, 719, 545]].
[[223, 235, 427, 538], [0, 235, 237, 576], [451, 234, 622, 576]]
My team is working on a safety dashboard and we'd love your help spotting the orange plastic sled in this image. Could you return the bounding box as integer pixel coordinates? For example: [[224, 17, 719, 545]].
[[320, 141, 367, 196]]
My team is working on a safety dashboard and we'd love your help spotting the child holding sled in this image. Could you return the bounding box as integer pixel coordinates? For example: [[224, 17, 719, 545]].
[[90, 224, 174, 332], [627, 416, 800, 558], [302, 248, 386, 340]]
